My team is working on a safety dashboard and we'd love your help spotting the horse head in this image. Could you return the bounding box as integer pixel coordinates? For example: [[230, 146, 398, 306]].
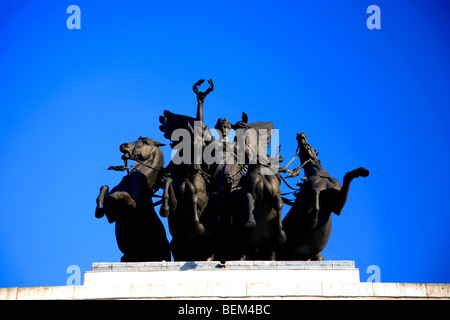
[[296, 132, 320, 165], [120, 137, 165, 163]]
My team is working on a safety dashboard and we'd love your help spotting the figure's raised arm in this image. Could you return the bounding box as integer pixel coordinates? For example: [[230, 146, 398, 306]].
[[159, 80, 215, 150], [193, 79, 214, 125]]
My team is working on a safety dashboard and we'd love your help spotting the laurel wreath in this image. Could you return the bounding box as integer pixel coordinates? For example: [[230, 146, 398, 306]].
[[193, 79, 214, 98]]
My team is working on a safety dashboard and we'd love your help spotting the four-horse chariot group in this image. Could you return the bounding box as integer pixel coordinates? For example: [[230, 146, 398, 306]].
[[95, 79, 369, 263]]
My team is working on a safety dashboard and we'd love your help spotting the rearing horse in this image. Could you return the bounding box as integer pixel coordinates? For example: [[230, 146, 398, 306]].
[[233, 114, 286, 260], [158, 79, 214, 261], [279, 132, 369, 261], [95, 137, 171, 262]]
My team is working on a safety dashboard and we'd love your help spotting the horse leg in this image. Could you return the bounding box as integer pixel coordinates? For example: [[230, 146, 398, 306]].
[[270, 248, 276, 261], [245, 193, 256, 228], [205, 242, 215, 261], [160, 177, 177, 217], [95, 185, 109, 218], [191, 172, 208, 230], [185, 181, 205, 235], [309, 189, 320, 228], [274, 194, 286, 244], [245, 174, 264, 228], [109, 191, 136, 208], [105, 191, 136, 224], [196, 191, 208, 221], [311, 252, 324, 261], [191, 193, 205, 235], [334, 167, 369, 215]]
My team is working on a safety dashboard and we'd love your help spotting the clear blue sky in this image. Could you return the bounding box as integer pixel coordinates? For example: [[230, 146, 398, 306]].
[[0, 0, 449, 287]]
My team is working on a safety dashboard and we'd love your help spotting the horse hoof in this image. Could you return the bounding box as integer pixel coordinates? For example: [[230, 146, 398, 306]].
[[355, 167, 369, 177], [347, 167, 369, 180], [95, 207, 104, 219], [246, 220, 256, 228], [160, 205, 170, 217], [278, 231, 287, 244], [195, 223, 205, 235]]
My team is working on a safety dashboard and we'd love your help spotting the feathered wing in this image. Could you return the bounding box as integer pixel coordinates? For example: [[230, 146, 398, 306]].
[[247, 121, 274, 149], [232, 113, 276, 165], [159, 110, 212, 149], [233, 113, 274, 149]]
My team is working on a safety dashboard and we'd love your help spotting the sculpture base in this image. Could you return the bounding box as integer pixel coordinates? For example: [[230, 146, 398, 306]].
[[83, 260, 359, 299], [1, 261, 449, 300]]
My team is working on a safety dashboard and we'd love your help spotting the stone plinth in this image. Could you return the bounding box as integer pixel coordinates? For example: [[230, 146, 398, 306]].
[[80, 261, 358, 299], [1, 261, 449, 300]]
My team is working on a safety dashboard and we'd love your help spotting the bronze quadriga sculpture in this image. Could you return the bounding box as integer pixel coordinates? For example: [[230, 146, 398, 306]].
[[95, 79, 369, 262]]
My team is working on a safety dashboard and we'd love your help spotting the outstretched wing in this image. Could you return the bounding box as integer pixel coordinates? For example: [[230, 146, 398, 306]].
[[159, 110, 212, 148], [232, 112, 278, 167], [247, 121, 274, 149], [233, 112, 274, 149]]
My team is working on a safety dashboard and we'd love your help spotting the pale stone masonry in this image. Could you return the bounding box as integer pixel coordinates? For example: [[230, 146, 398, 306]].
[[1, 261, 449, 300], [91, 260, 356, 271]]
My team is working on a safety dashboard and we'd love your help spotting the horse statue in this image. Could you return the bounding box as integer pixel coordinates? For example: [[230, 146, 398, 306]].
[[158, 79, 284, 262], [158, 79, 215, 261], [95, 137, 171, 262], [279, 132, 369, 261], [159, 159, 213, 261], [231, 113, 286, 260], [92, 80, 373, 264]]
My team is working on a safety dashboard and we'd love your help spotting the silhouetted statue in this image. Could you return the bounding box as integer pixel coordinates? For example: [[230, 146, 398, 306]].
[[279, 132, 369, 261], [94, 79, 370, 263], [231, 113, 286, 260], [158, 80, 215, 261], [158, 80, 290, 262], [95, 137, 171, 262]]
